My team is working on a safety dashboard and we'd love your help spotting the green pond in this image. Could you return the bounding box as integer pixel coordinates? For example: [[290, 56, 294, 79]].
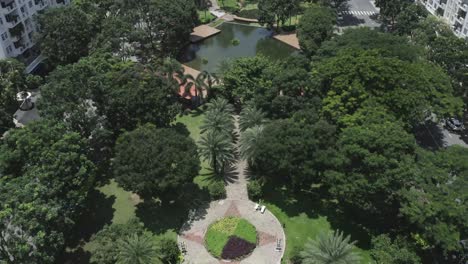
[[179, 22, 297, 73]]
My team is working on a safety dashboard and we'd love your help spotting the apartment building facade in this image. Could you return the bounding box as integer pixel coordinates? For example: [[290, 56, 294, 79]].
[[419, 0, 468, 38], [0, 0, 69, 71]]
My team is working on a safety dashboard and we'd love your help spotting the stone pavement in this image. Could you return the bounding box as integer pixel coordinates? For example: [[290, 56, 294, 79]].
[[178, 200, 285, 264], [178, 116, 285, 263]]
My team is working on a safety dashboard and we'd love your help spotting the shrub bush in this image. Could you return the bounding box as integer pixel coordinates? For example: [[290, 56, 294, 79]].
[[157, 237, 181, 264], [221, 236, 256, 259], [208, 181, 226, 199], [247, 180, 262, 200]]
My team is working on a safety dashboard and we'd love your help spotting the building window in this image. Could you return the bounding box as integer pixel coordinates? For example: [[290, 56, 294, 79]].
[[0, 17, 3, 25], [6, 45, 13, 54], [28, 1, 33, 7], [1, 32, 8, 41]]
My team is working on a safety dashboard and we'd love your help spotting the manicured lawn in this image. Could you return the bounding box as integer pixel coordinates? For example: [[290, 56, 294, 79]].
[[261, 182, 373, 263], [99, 179, 139, 224], [205, 217, 257, 258], [177, 110, 223, 189], [198, 10, 215, 24], [217, 0, 238, 9]]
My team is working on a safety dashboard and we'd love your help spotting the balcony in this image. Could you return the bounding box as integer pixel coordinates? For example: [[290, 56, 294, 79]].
[[0, 0, 17, 13], [4, 13, 20, 28], [8, 22, 24, 39]]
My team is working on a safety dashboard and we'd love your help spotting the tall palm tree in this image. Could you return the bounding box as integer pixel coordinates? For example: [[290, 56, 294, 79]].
[[199, 131, 235, 175], [199, 71, 219, 99], [205, 97, 234, 113], [116, 233, 161, 264], [300, 230, 361, 264], [239, 105, 267, 131], [200, 109, 235, 135], [239, 125, 264, 165], [184, 73, 208, 106]]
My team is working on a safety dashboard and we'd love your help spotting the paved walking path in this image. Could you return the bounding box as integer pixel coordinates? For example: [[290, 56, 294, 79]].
[[178, 117, 285, 264]]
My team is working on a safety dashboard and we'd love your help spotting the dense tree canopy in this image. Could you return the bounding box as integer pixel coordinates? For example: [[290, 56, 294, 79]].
[[324, 109, 417, 221], [39, 54, 180, 135], [37, 6, 94, 66], [370, 234, 421, 264], [113, 123, 200, 199], [0, 121, 95, 263], [400, 146, 468, 256], [311, 49, 462, 127], [252, 118, 336, 188], [317, 27, 425, 62], [258, 0, 301, 30], [297, 5, 336, 56]]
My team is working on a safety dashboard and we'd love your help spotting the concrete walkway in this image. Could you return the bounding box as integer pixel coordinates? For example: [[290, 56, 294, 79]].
[[178, 117, 285, 263]]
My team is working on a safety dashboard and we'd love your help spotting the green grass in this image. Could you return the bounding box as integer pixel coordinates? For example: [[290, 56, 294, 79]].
[[198, 10, 215, 24], [205, 228, 230, 257], [99, 179, 138, 224], [217, 0, 238, 9], [234, 219, 257, 244], [176, 110, 224, 189], [260, 180, 373, 263], [205, 217, 257, 258]]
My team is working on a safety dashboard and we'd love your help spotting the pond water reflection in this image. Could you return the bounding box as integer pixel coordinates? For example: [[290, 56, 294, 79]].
[[179, 22, 297, 73]]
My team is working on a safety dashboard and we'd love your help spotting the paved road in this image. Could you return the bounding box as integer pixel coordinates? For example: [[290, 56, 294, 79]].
[[415, 122, 468, 149], [339, 0, 380, 29]]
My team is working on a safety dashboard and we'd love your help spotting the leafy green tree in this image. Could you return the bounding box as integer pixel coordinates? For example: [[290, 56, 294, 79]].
[[111, 0, 198, 60], [239, 105, 267, 131], [258, 0, 301, 30], [297, 5, 336, 56], [37, 6, 94, 66], [89, 219, 147, 264], [219, 56, 275, 106], [311, 49, 462, 127], [317, 28, 425, 62], [400, 146, 468, 256], [0, 59, 41, 134], [100, 63, 180, 132], [253, 119, 336, 188], [38, 54, 123, 137], [0, 120, 95, 263], [375, 0, 412, 28], [300, 230, 361, 264], [199, 131, 235, 176], [370, 234, 421, 264], [395, 3, 428, 36], [113, 124, 200, 199], [324, 112, 417, 221], [116, 233, 161, 264]]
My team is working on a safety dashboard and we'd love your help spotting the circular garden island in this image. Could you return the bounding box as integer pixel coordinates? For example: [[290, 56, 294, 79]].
[[205, 217, 257, 260]]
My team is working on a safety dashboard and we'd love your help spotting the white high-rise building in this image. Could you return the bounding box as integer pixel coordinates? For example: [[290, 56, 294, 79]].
[[419, 0, 468, 38], [0, 0, 69, 72]]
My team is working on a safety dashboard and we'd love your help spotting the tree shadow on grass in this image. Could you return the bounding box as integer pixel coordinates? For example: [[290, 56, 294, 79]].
[[136, 183, 211, 235], [56, 189, 115, 263], [261, 178, 372, 250]]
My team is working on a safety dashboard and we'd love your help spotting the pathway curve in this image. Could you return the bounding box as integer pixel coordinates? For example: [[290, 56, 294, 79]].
[[178, 116, 286, 264]]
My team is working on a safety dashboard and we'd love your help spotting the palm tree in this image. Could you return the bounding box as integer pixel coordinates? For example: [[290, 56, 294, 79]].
[[239, 125, 264, 165], [199, 71, 219, 99], [161, 58, 191, 93], [239, 105, 267, 131], [300, 230, 361, 264], [205, 97, 234, 113], [116, 233, 161, 264], [199, 131, 235, 175], [200, 109, 235, 135], [184, 73, 208, 106]]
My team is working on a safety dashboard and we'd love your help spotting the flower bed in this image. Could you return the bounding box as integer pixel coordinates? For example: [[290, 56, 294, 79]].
[[205, 217, 257, 260]]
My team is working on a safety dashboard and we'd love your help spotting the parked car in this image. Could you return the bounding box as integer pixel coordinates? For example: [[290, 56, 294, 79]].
[[444, 117, 465, 132]]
